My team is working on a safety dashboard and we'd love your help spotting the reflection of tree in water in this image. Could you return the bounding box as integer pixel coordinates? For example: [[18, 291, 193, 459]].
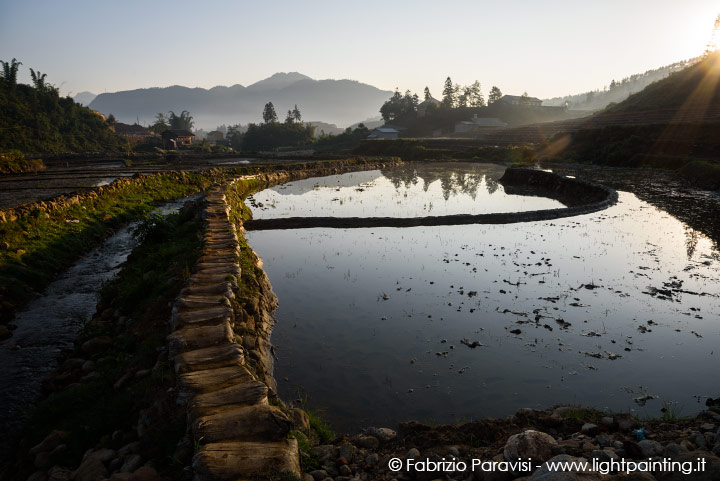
[[685, 226, 700, 259], [485, 176, 499, 195], [381, 163, 503, 200]]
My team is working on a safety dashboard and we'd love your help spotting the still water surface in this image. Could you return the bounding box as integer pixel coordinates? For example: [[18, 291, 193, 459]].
[[247, 163, 720, 432], [249, 163, 565, 218]]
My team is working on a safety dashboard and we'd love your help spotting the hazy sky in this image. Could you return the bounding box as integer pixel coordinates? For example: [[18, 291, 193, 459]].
[[1, 0, 718, 100]]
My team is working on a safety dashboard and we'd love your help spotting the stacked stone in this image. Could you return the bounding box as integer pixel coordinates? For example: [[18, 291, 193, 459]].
[[167, 187, 300, 481]]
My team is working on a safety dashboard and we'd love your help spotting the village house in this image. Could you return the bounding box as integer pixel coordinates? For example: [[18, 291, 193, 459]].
[[498, 94, 543, 107], [113, 122, 154, 143], [367, 125, 405, 140], [206, 131, 224, 143], [161, 129, 195, 149]]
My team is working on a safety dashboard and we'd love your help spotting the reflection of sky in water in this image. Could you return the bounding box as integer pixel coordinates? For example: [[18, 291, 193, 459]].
[[248, 188, 720, 433], [250, 163, 565, 219]]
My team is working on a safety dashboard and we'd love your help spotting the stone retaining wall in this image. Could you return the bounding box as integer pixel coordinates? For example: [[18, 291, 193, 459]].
[[168, 187, 300, 481]]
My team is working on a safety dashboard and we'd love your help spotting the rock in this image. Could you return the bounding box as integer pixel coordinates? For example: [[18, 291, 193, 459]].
[[615, 413, 637, 432], [109, 474, 133, 481], [581, 424, 599, 436], [663, 443, 688, 459], [80, 336, 113, 357], [46, 466, 72, 481], [504, 430, 558, 463], [30, 430, 69, 455], [131, 466, 159, 481], [302, 475, 314, 481], [34, 451, 52, 470], [308, 470, 328, 481], [339, 442, 356, 463], [365, 453, 379, 467], [81, 360, 95, 373], [72, 457, 107, 481], [356, 435, 379, 450], [339, 464, 352, 476], [120, 454, 143, 473], [701, 423, 716, 432], [27, 472, 48, 481], [366, 426, 396, 441], [637, 439, 663, 458], [406, 447, 421, 459], [289, 408, 311, 431]]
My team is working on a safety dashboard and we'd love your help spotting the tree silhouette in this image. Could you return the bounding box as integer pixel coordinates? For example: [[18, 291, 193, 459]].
[[168, 110, 194, 130], [262, 102, 278, 124], [442, 77, 455, 108], [292, 104, 302, 123], [424, 86, 431, 101], [29, 68, 48, 91], [488, 86, 503, 104], [0, 58, 22, 87]]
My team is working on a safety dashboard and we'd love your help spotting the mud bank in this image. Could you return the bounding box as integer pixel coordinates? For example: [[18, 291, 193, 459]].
[[244, 167, 618, 231]]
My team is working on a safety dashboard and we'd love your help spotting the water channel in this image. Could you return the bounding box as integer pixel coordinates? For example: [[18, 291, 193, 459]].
[[0, 195, 197, 442]]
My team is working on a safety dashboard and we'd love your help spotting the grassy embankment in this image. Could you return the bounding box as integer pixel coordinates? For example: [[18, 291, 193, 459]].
[[15, 203, 204, 477], [0, 171, 224, 323], [0, 150, 45, 174]]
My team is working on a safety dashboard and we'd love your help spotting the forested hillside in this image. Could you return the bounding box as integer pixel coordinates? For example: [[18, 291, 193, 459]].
[[1, 59, 124, 154]]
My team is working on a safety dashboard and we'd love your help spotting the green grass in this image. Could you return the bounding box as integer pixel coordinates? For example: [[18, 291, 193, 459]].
[[0, 171, 221, 321]]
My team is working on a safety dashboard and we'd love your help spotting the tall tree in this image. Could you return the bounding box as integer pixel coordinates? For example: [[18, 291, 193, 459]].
[[423, 86, 432, 101], [262, 102, 278, 124], [441, 77, 455, 108], [488, 86, 503, 104], [292, 104, 302, 123], [285, 110, 294, 123], [0, 58, 22, 87], [152, 113, 169, 133], [468, 81, 485, 107]]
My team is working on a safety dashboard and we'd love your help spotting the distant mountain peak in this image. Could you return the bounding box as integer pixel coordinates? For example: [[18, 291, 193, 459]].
[[73, 91, 97, 106], [247, 72, 312, 90]]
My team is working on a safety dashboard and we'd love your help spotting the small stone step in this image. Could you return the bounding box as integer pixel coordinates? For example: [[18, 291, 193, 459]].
[[192, 439, 300, 481], [176, 295, 229, 310], [196, 265, 241, 277], [167, 322, 234, 356], [179, 365, 254, 393], [174, 343, 245, 374], [193, 404, 292, 443], [197, 255, 237, 265], [190, 381, 268, 418], [180, 282, 234, 298], [190, 272, 238, 285], [172, 306, 233, 330]]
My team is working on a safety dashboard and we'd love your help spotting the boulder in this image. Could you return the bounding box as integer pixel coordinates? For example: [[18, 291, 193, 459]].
[[504, 430, 558, 463]]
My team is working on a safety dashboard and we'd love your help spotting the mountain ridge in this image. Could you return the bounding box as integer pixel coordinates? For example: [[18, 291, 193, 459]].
[[87, 73, 392, 129]]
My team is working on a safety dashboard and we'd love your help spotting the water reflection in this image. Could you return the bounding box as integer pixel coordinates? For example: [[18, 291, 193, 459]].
[[249, 163, 564, 219], [247, 169, 720, 433]]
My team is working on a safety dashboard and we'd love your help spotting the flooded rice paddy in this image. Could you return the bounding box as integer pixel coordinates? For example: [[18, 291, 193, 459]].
[[248, 163, 565, 218], [246, 163, 720, 432]]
